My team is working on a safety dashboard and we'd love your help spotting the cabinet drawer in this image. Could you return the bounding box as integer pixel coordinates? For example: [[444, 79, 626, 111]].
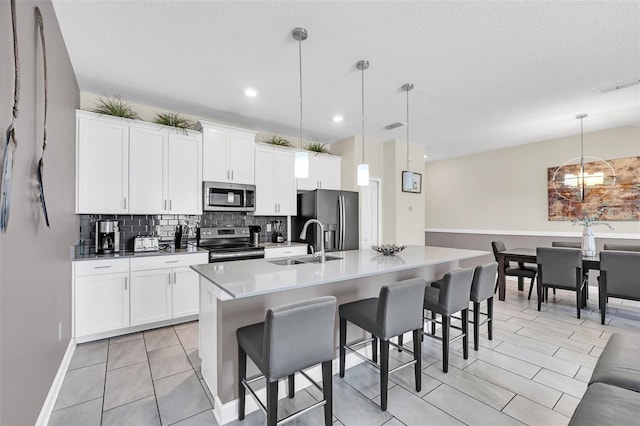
[[263, 246, 308, 259], [130, 253, 209, 271], [75, 258, 130, 276]]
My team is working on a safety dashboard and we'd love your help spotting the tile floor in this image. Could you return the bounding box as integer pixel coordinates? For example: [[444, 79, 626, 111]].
[[49, 283, 640, 426]]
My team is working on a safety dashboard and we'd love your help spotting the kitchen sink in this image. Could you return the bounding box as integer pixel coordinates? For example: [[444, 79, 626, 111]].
[[268, 255, 343, 266], [268, 259, 306, 266]]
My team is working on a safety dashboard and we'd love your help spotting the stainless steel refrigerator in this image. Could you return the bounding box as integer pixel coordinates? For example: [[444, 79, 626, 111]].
[[292, 189, 359, 252]]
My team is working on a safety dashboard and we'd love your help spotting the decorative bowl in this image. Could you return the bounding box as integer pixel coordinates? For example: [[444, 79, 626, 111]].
[[371, 244, 406, 256]]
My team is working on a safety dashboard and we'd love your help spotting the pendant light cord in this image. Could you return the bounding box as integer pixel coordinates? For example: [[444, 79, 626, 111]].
[[406, 86, 410, 170], [361, 65, 365, 163], [298, 36, 303, 151]]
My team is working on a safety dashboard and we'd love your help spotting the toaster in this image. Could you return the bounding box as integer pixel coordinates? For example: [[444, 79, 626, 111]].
[[134, 236, 160, 252]]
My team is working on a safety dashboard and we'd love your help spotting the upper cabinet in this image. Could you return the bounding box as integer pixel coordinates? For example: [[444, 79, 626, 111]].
[[76, 110, 202, 215], [296, 154, 341, 191], [254, 144, 296, 216], [197, 121, 257, 185]]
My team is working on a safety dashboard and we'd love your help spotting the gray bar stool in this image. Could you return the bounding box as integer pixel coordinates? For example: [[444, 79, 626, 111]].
[[470, 262, 498, 351], [339, 278, 426, 411], [423, 268, 474, 372], [236, 296, 337, 426]]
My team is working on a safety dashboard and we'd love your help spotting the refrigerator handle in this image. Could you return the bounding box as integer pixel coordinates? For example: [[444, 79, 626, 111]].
[[339, 195, 345, 250], [337, 195, 342, 250]]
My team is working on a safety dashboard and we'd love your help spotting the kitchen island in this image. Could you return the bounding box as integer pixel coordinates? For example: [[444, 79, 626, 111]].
[[192, 245, 487, 424]]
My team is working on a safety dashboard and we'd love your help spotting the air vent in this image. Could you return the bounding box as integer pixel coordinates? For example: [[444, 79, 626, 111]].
[[598, 78, 639, 94], [385, 122, 404, 130]]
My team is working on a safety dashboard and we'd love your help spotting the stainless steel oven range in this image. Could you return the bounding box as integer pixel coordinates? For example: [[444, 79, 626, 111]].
[[197, 227, 265, 263]]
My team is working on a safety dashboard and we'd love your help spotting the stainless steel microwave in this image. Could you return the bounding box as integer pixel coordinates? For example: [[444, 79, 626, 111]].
[[203, 182, 256, 212]]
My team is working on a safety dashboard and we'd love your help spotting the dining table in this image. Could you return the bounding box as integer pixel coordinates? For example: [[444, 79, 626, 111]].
[[496, 248, 600, 301]]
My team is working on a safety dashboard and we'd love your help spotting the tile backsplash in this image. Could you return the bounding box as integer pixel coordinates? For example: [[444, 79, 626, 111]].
[[79, 212, 287, 251]]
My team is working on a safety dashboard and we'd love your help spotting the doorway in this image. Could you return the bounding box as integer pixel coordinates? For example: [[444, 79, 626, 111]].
[[360, 178, 382, 249]]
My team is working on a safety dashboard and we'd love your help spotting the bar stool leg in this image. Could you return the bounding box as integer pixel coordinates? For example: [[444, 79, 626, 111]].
[[288, 374, 295, 398], [431, 311, 436, 335], [267, 379, 278, 426], [380, 339, 389, 411], [372, 335, 379, 361], [322, 360, 332, 426], [473, 301, 480, 351], [238, 346, 247, 420], [397, 334, 403, 352], [412, 329, 422, 392], [339, 318, 347, 377], [462, 309, 469, 360], [442, 315, 450, 373], [487, 297, 494, 341]]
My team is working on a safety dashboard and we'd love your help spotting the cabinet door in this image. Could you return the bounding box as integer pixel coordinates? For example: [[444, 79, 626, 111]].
[[228, 132, 255, 184], [129, 125, 167, 213], [202, 128, 229, 182], [172, 266, 200, 317], [275, 151, 297, 215], [130, 270, 172, 326], [254, 148, 277, 215], [317, 156, 341, 190], [168, 133, 202, 214], [75, 273, 129, 337], [76, 114, 129, 213]]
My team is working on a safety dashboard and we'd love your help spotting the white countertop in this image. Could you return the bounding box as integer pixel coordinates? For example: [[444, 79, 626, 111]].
[[191, 245, 488, 299], [260, 241, 308, 249]]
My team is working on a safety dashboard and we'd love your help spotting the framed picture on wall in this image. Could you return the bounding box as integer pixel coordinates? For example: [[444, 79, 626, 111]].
[[402, 171, 422, 193]]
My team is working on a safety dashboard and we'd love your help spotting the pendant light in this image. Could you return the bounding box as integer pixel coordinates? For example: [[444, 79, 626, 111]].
[[551, 113, 616, 203], [401, 83, 414, 191], [357, 60, 370, 186], [292, 27, 309, 178]]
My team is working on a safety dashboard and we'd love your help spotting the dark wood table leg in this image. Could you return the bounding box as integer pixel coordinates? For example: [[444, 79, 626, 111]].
[[498, 253, 506, 301]]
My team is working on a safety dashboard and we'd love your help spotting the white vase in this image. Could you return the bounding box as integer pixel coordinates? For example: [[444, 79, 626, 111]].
[[581, 226, 596, 257]]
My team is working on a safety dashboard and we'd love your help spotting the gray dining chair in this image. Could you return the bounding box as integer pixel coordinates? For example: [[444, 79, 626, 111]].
[[339, 278, 426, 411], [536, 247, 586, 318], [603, 244, 640, 252], [552, 241, 584, 299], [491, 241, 537, 299], [237, 296, 336, 426], [470, 262, 498, 351], [599, 251, 640, 324]]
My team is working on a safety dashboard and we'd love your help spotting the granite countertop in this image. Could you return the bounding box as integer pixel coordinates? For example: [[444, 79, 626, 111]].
[[72, 245, 208, 261], [191, 245, 488, 299], [260, 241, 308, 249]]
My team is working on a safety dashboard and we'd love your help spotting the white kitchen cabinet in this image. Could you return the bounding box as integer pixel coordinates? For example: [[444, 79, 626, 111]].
[[76, 111, 129, 213], [197, 120, 257, 184], [129, 253, 208, 326], [296, 154, 341, 191], [76, 110, 202, 215], [254, 144, 296, 215], [74, 259, 130, 337]]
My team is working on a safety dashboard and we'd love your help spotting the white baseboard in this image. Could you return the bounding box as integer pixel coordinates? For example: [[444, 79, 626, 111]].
[[212, 334, 411, 425], [35, 338, 77, 426]]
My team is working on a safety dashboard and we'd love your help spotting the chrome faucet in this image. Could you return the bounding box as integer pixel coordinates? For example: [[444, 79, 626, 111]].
[[299, 219, 325, 258]]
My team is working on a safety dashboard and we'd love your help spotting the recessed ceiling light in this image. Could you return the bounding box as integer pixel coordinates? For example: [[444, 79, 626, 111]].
[[332, 115, 343, 122], [244, 88, 257, 97], [424, 154, 428, 159]]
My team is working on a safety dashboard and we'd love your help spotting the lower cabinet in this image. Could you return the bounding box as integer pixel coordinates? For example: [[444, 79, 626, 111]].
[[74, 259, 130, 337], [73, 253, 208, 339], [130, 254, 208, 327]]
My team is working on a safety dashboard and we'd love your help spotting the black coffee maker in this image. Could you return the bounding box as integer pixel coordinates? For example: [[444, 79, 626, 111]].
[[95, 220, 120, 254]]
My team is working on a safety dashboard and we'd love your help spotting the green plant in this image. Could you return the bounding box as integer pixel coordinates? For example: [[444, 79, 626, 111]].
[[306, 142, 329, 154], [265, 135, 292, 147], [154, 112, 193, 130], [92, 96, 139, 119]]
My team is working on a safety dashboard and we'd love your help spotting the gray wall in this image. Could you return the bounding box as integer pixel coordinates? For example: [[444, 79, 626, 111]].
[[0, 1, 79, 424]]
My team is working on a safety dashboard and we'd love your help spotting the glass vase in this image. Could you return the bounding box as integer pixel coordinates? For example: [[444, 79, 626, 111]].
[[581, 225, 596, 257]]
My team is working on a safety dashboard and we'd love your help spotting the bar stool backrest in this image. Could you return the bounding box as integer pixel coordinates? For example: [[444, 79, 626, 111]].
[[537, 247, 582, 287], [264, 296, 337, 380], [471, 262, 498, 303], [600, 251, 640, 295], [603, 244, 640, 252], [376, 278, 426, 340], [438, 268, 474, 315]]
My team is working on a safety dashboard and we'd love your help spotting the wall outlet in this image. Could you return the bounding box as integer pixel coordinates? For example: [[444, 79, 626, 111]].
[[266, 223, 272, 232], [58, 322, 62, 342]]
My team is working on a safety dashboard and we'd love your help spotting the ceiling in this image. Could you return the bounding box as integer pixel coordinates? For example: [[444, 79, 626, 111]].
[[51, 1, 640, 161]]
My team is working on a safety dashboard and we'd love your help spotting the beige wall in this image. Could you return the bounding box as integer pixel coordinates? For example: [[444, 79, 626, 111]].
[[0, 1, 80, 424], [425, 126, 640, 235]]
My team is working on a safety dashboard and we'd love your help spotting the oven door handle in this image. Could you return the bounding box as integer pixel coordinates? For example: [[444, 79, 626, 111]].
[[209, 251, 265, 261]]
